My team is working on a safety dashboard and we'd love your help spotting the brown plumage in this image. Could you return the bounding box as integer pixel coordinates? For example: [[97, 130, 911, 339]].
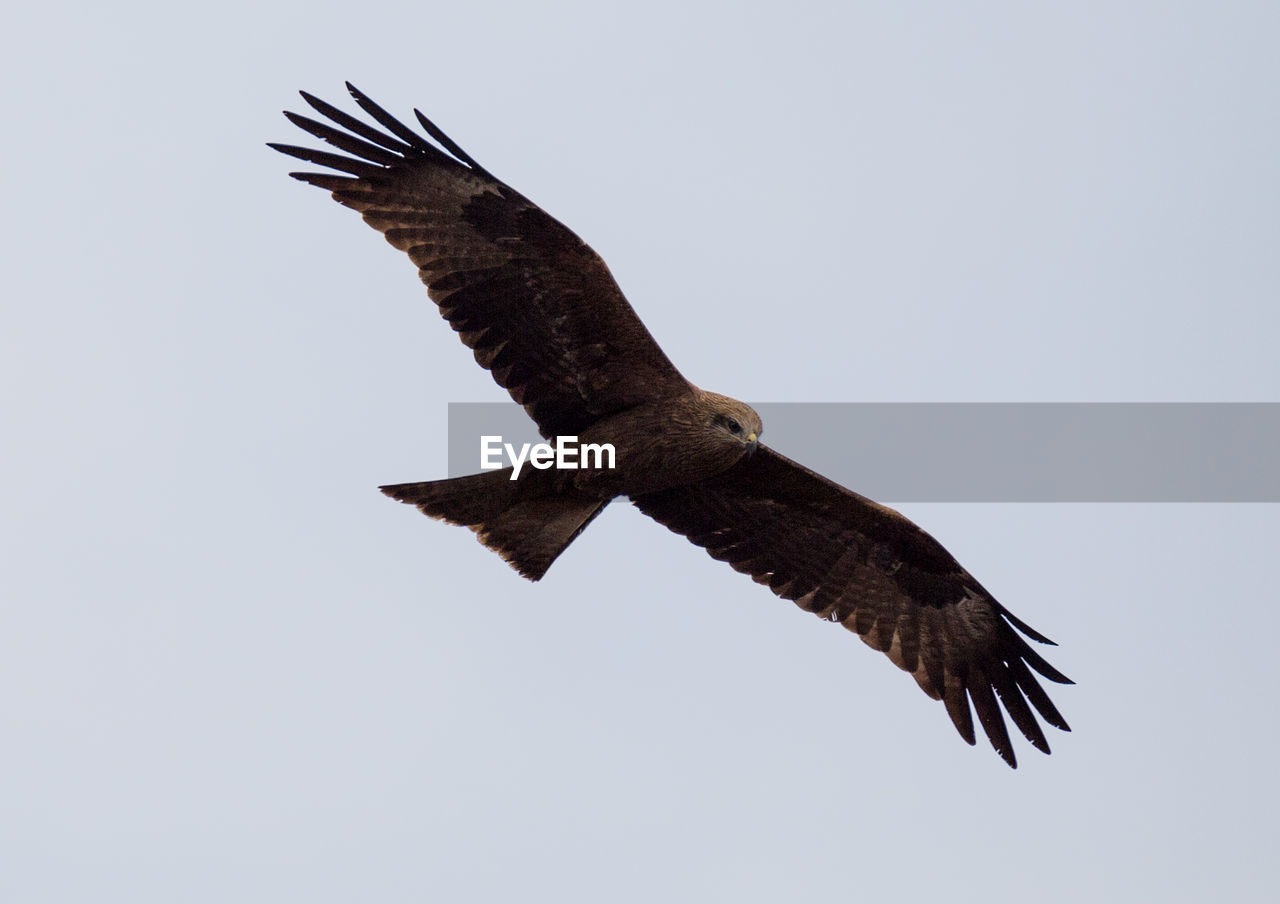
[[271, 84, 1072, 767]]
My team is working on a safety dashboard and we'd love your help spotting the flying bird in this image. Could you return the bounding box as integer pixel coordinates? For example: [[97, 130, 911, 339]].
[[271, 84, 1071, 767]]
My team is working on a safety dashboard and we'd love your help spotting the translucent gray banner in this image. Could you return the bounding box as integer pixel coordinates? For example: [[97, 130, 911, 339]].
[[447, 402, 1280, 502]]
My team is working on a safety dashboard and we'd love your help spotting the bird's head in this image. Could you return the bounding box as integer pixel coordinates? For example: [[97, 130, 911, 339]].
[[699, 391, 762, 457]]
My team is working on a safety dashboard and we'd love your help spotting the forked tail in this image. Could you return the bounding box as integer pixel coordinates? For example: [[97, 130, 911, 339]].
[[380, 470, 607, 580]]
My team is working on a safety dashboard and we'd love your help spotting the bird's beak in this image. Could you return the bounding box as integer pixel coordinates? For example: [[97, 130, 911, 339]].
[[746, 432, 758, 443], [745, 433, 759, 456]]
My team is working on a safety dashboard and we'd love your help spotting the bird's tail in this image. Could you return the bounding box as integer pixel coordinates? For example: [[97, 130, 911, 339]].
[[380, 470, 607, 581]]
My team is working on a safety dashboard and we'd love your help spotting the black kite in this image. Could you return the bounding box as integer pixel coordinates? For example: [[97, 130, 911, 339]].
[[271, 85, 1071, 767]]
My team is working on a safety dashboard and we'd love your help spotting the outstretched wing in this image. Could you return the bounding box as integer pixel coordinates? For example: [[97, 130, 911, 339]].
[[270, 84, 690, 438], [632, 446, 1072, 768]]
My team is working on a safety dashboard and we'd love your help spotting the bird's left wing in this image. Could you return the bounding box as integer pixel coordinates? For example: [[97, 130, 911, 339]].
[[631, 445, 1072, 768]]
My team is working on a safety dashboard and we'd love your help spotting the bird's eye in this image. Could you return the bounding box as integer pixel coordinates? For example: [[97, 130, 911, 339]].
[[719, 416, 743, 435]]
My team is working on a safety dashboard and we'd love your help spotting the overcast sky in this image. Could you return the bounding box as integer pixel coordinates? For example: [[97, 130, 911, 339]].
[[3, 2, 1279, 902]]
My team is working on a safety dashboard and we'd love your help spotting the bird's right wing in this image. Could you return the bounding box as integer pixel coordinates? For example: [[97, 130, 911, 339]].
[[271, 84, 690, 438]]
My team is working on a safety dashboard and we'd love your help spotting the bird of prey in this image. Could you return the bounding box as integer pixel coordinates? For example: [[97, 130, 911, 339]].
[[271, 84, 1071, 767]]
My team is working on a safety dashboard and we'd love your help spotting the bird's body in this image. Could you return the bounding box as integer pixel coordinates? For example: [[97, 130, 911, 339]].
[[272, 85, 1072, 767], [383, 387, 762, 579]]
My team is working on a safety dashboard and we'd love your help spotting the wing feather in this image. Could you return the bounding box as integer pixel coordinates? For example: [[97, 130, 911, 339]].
[[283, 111, 405, 167], [299, 90, 417, 155], [632, 445, 1072, 768]]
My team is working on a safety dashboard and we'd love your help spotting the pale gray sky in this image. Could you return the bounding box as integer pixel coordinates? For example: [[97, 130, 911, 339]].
[[3, 1, 1279, 901]]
